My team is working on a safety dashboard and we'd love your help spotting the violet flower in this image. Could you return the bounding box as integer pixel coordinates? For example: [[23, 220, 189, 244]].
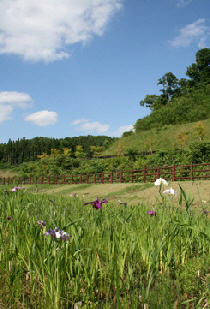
[[7, 216, 11, 221], [118, 200, 127, 206], [38, 220, 46, 226], [12, 187, 25, 192], [148, 210, 157, 216], [85, 198, 108, 210], [43, 227, 70, 240], [203, 210, 210, 215]]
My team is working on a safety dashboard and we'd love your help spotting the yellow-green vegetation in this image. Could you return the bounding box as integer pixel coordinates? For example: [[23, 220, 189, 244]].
[[102, 119, 210, 155], [1, 182, 210, 308]]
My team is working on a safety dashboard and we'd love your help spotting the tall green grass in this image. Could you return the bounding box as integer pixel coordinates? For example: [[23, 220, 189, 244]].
[[0, 188, 210, 308]]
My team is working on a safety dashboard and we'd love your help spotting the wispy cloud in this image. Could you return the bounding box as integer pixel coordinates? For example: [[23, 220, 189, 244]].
[[169, 19, 210, 48], [71, 118, 134, 136], [71, 118, 89, 125], [176, 0, 192, 7], [112, 125, 134, 137], [0, 0, 122, 62], [72, 118, 109, 133], [24, 110, 58, 126], [0, 91, 33, 123], [0, 105, 13, 123]]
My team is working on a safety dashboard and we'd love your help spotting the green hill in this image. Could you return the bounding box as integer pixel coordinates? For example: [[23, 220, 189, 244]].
[[103, 118, 210, 155]]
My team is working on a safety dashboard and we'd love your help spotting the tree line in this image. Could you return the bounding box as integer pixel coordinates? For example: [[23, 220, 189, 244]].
[[0, 135, 117, 165]]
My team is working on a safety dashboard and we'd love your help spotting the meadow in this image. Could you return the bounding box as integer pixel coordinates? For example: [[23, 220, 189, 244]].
[[0, 181, 210, 308]]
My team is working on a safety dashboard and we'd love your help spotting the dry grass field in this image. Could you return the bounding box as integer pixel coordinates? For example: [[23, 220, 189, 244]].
[[16, 179, 210, 210]]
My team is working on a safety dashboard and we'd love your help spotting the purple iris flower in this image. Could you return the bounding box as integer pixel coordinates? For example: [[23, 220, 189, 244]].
[[119, 202, 127, 206], [203, 210, 210, 214], [148, 211, 157, 216], [43, 227, 70, 240], [85, 198, 108, 210], [38, 220, 46, 226], [12, 187, 25, 192]]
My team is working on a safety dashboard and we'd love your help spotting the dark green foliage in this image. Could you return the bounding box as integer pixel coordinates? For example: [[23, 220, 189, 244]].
[[189, 142, 210, 163], [135, 84, 210, 131], [0, 135, 117, 166], [127, 148, 138, 161], [137, 48, 210, 132]]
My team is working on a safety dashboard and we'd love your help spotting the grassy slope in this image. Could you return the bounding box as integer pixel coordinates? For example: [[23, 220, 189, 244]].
[[103, 118, 210, 155]]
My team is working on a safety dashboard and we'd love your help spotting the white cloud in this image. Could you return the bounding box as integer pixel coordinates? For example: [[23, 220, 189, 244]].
[[114, 125, 134, 136], [169, 19, 210, 48], [24, 110, 58, 126], [0, 91, 33, 123], [71, 118, 89, 125], [71, 118, 110, 133], [71, 118, 134, 136], [176, 0, 192, 7], [0, 0, 123, 62], [0, 104, 13, 123]]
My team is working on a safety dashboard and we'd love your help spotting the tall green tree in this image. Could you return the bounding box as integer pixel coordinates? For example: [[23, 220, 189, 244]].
[[186, 48, 210, 86]]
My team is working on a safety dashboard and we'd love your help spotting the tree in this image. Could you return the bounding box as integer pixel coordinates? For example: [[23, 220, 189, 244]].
[[157, 72, 180, 102], [186, 48, 210, 86], [194, 121, 206, 141], [140, 94, 161, 111], [116, 141, 125, 156], [75, 145, 86, 159]]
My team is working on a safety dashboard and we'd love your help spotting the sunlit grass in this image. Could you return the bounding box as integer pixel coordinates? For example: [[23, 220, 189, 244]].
[[0, 186, 210, 308]]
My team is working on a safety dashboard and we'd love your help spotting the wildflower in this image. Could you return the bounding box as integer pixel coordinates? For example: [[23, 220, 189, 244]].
[[49, 199, 54, 204], [44, 227, 70, 240], [203, 210, 210, 214], [148, 210, 156, 216], [38, 220, 46, 226], [202, 200, 207, 204], [85, 198, 108, 210], [7, 216, 11, 221], [70, 193, 78, 197], [163, 187, 177, 196], [12, 187, 25, 192], [118, 199, 127, 206], [154, 178, 168, 186]]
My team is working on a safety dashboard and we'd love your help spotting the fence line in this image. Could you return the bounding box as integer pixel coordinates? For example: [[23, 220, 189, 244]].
[[1, 162, 210, 185]]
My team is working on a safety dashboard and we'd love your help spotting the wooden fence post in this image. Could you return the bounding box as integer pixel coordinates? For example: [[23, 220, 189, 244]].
[[94, 173, 96, 184], [143, 167, 146, 183], [79, 174, 82, 184], [120, 170, 123, 183], [63, 175, 66, 184], [190, 162, 193, 181], [156, 167, 160, 179], [131, 171, 133, 183], [55, 175, 57, 185], [42, 176, 44, 184], [173, 165, 176, 182], [48, 175, 50, 184], [86, 174, 89, 184], [110, 172, 113, 184], [101, 172, 104, 184]]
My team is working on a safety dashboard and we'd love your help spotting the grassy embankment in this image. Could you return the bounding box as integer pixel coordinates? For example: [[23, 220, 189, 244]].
[[102, 118, 210, 155]]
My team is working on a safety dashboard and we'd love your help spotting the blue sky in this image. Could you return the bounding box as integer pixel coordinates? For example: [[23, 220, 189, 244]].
[[0, 0, 210, 143]]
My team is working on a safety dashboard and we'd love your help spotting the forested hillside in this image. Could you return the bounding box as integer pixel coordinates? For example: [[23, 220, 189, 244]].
[[0, 136, 116, 165]]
